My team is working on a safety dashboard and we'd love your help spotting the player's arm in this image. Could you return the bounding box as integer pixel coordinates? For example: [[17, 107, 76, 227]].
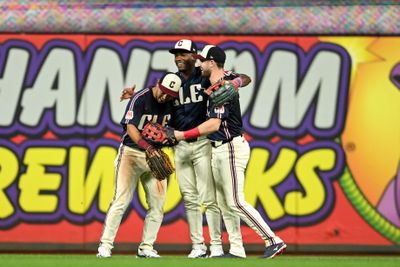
[[174, 118, 221, 141], [235, 73, 251, 90], [224, 72, 251, 91], [127, 124, 154, 150], [123, 96, 154, 150]]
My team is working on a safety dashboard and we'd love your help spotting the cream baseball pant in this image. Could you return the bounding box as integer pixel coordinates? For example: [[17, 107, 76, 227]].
[[211, 136, 281, 251], [99, 144, 167, 251], [173, 138, 223, 250]]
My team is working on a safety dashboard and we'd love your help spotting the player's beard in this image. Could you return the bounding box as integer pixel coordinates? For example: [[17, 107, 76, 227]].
[[176, 58, 195, 74], [157, 94, 173, 104], [200, 67, 211, 78]]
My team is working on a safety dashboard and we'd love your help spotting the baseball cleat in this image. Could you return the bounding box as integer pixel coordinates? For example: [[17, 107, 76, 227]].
[[209, 246, 224, 258], [187, 248, 207, 258], [96, 246, 111, 258], [261, 242, 287, 259], [137, 248, 161, 258]]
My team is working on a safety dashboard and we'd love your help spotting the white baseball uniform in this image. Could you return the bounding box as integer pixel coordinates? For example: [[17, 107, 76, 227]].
[[172, 67, 223, 251], [99, 83, 176, 253], [207, 81, 283, 249]]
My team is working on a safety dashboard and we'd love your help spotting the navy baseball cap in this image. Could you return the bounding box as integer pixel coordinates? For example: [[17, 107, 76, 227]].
[[193, 45, 226, 64], [158, 72, 182, 98], [169, 39, 198, 54]]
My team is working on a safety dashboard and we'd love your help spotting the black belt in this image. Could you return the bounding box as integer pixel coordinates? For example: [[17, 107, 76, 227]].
[[210, 137, 234, 148], [186, 136, 206, 143]]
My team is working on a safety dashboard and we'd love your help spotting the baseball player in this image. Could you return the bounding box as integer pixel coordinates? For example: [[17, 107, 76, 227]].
[[173, 45, 287, 259], [168, 40, 252, 258], [97, 72, 182, 258], [120, 39, 251, 258]]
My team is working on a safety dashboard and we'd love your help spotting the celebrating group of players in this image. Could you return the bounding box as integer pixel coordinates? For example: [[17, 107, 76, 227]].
[[96, 39, 287, 259]]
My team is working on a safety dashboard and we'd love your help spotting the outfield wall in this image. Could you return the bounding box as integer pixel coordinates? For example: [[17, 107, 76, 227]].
[[0, 1, 399, 253]]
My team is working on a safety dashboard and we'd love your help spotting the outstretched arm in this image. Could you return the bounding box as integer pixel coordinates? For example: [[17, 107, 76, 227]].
[[174, 118, 221, 141], [229, 73, 251, 91], [237, 73, 251, 89]]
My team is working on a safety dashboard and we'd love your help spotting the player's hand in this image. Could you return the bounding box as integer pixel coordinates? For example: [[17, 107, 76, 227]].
[[173, 130, 184, 141], [120, 85, 136, 101]]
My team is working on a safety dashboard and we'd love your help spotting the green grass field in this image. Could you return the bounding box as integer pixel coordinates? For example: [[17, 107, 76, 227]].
[[0, 254, 398, 267]]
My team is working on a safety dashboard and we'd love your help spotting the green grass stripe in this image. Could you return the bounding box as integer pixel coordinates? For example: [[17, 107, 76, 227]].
[[339, 167, 400, 244], [0, 254, 399, 267]]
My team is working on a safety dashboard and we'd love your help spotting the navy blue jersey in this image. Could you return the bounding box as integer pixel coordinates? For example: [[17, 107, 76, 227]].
[[207, 71, 243, 141], [120, 88, 173, 150], [171, 67, 211, 131]]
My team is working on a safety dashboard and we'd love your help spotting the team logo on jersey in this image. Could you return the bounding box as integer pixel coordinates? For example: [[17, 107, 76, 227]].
[[125, 110, 133, 120], [214, 106, 225, 114]]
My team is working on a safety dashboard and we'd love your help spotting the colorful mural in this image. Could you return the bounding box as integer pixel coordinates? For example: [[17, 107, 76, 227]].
[[0, 35, 398, 249]]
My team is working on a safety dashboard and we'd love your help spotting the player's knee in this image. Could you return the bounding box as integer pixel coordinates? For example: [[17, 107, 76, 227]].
[[182, 194, 200, 206], [110, 201, 130, 213], [227, 202, 240, 213], [202, 200, 219, 210]]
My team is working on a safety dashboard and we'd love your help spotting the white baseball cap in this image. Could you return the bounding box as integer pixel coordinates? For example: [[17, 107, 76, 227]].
[[158, 72, 182, 98], [169, 39, 198, 54]]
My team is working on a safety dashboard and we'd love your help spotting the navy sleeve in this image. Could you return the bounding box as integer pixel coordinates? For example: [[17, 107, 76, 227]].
[[120, 94, 145, 128], [207, 103, 229, 120]]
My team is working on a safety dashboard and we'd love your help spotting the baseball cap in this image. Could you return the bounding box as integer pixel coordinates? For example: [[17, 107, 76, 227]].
[[169, 39, 198, 54], [193, 45, 226, 64], [158, 72, 182, 98]]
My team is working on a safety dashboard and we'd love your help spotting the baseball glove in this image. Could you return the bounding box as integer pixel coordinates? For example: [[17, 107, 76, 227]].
[[145, 146, 175, 180], [142, 122, 178, 147], [206, 81, 237, 107]]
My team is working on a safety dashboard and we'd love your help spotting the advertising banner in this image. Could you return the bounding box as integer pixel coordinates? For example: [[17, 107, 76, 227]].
[[0, 35, 398, 249]]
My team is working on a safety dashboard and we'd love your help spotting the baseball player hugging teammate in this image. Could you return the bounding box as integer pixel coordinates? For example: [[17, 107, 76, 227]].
[[97, 72, 182, 258], [166, 40, 252, 258], [118, 39, 251, 258], [145, 45, 287, 259]]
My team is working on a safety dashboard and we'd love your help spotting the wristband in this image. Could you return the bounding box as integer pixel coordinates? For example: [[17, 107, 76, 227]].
[[231, 77, 243, 91], [138, 139, 152, 150], [183, 128, 201, 140]]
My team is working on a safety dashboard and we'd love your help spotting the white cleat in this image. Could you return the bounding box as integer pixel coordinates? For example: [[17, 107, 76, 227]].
[[188, 247, 207, 258], [96, 246, 111, 258], [137, 248, 161, 258], [209, 246, 224, 258]]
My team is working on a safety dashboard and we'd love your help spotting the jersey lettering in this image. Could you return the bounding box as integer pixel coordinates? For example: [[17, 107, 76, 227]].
[[161, 114, 171, 126], [175, 83, 203, 106], [138, 114, 153, 129], [214, 106, 225, 114], [138, 114, 170, 129]]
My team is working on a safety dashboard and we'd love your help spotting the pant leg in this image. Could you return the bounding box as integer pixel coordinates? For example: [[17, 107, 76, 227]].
[[99, 145, 144, 249], [213, 136, 279, 245], [212, 144, 246, 258], [174, 141, 204, 247], [138, 172, 167, 250], [192, 139, 222, 248]]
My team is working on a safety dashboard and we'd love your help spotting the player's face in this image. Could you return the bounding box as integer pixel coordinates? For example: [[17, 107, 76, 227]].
[[174, 52, 195, 73], [158, 93, 174, 103], [199, 60, 212, 77], [155, 87, 174, 104]]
